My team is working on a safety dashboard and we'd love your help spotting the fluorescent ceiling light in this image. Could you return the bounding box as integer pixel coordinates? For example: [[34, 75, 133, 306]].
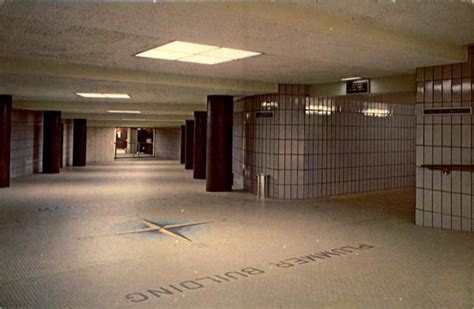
[[104, 94, 131, 99], [340, 77, 362, 81], [76, 93, 131, 99], [107, 110, 141, 114], [76, 93, 104, 98], [135, 40, 261, 65]]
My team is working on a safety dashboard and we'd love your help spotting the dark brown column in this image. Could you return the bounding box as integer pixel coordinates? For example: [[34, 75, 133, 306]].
[[60, 123, 64, 168], [180, 125, 186, 164], [184, 120, 194, 170], [43, 111, 62, 174], [193, 112, 207, 179], [206, 95, 233, 192], [73, 119, 87, 166], [0, 95, 12, 188]]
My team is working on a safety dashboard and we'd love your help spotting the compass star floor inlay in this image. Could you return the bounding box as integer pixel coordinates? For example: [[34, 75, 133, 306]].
[[114, 219, 211, 243]]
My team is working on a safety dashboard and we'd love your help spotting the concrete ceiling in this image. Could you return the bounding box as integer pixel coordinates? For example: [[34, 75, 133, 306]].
[[0, 1, 473, 127]]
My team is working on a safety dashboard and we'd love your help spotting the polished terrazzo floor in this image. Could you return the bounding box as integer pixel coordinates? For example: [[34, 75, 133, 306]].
[[0, 161, 472, 308]]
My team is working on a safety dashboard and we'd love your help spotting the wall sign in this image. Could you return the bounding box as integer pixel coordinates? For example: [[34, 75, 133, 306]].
[[423, 107, 472, 115], [255, 111, 274, 118], [346, 79, 369, 94]]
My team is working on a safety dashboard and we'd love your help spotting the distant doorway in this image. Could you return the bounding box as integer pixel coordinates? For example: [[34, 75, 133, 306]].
[[114, 128, 154, 159]]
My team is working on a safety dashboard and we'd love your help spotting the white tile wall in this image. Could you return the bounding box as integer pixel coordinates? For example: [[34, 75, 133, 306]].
[[234, 92, 416, 199], [415, 46, 473, 232]]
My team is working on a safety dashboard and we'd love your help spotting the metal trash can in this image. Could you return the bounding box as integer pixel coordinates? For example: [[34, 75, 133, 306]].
[[256, 173, 268, 199]]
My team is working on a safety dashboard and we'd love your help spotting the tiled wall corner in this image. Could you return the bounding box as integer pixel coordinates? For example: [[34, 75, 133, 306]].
[[415, 50, 473, 232], [305, 94, 415, 198], [233, 92, 416, 200]]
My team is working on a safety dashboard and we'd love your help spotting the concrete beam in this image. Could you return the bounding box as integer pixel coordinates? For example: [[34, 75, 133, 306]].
[[13, 100, 204, 114], [62, 113, 192, 122], [0, 57, 277, 94], [87, 120, 183, 128]]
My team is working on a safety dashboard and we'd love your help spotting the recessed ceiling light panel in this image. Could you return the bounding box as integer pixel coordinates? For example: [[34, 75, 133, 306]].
[[76, 93, 105, 98], [136, 49, 188, 60], [76, 93, 131, 99], [135, 40, 261, 65], [178, 55, 232, 65], [200, 47, 260, 60], [107, 110, 141, 114], [340, 77, 363, 81], [157, 41, 219, 54], [103, 94, 131, 99]]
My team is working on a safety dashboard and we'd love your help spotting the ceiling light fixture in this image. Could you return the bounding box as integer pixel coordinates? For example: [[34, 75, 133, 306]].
[[107, 110, 141, 114], [178, 55, 232, 65], [135, 41, 261, 65], [76, 93, 131, 99], [340, 77, 363, 81]]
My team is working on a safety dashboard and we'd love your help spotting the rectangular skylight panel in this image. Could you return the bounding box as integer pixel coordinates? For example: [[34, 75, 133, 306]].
[[135, 41, 262, 64], [178, 55, 232, 65], [201, 47, 261, 60], [135, 49, 189, 60], [157, 41, 219, 54]]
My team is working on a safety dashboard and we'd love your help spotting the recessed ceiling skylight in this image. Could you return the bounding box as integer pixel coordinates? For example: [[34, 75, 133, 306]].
[[178, 55, 232, 65], [158, 41, 218, 54], [107, 110, 141, 114], [76, 93, 131, 99], [202, 47, 260, 60], [135, 41, 261, 65]]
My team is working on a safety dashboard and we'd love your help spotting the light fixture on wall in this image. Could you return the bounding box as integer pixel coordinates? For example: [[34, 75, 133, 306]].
[[362, 108, 392, 118], [305, 104, 336, 116], [262, 101, 278, 110], [76, 93, 131, 99], [361, 103, 392, 118], [135, 41, 261, 65]]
